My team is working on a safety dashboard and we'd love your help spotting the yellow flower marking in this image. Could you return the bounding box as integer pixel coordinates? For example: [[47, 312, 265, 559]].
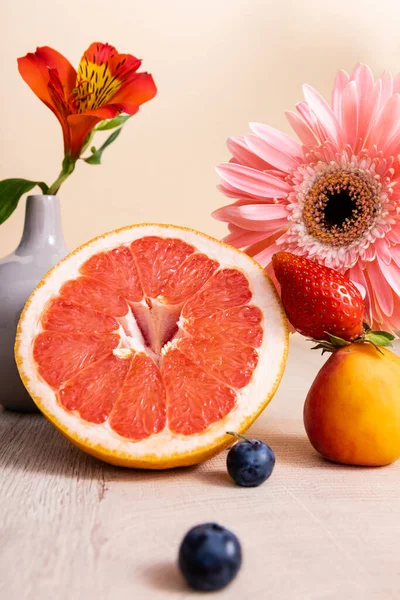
[[74, 56, 124, 112]]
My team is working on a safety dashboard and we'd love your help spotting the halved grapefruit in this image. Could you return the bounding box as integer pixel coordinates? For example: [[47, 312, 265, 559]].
[[15, 224, 288, 469]]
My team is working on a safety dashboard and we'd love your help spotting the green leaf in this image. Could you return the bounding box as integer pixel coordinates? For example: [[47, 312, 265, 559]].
[[83, 128, 122, 165], [95, 115, 132, 131], [326, 332, 351, 347], [0, 179, 49, 225], [370, 330, 395, 341], [365, 332, 394, 347]]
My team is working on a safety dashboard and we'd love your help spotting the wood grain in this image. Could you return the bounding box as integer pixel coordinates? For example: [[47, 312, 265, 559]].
[[1, 336, 399, 599]]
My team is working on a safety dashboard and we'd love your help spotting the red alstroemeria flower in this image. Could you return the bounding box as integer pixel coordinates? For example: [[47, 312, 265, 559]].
[[18, 42, 157, 159]]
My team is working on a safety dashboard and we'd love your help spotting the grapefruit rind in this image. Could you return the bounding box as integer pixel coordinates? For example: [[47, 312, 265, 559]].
[[15, 224, 289, 469]]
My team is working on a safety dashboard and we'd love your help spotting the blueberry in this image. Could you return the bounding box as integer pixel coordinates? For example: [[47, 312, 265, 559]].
[[226, 433, 275, 487], [178, 522, 242, 592]]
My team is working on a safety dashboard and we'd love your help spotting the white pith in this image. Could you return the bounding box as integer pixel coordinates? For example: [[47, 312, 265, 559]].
[[17, 224, 288, 460]]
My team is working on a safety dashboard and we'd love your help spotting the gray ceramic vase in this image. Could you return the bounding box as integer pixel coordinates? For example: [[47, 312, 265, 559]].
[[0, 195, 68, 412]]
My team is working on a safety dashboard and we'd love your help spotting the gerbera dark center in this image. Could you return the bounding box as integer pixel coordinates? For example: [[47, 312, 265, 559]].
[[324, 191, 355, 228], [303, 170, 378, 246]]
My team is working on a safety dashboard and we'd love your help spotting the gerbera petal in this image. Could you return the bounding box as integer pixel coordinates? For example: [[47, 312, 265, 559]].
[[225, 204, 289, 220], [246, 230, 285, 262], [331, 69, 349, 120], [350, 63, 374, 101], [340, 81, 358, 150], [367, 94, 400, 149], [388, 243, 400, 268], [244, 135, 298, 173], [222, 206, 288, 232], [393, 72, 400, 94], [389, 300, 400, 331], [386, 229, 400, 244], [216, 163, 291, 198], [366, 259, 394, 317], [248, 122, 302, 157], [350, 63, 374, 110], [223, 225, 270, 248], [359, 79, 382, 148], [382, 127, 400, 155], [303, 84, 341, 148], [375, 238, 392, 265], [348, 263, 371, 320], [227, 136, 273, 170], [285, 111, 318, 147], [217, 182, 274, 203], [252, 243, 282, 266], [296, 101, 325, 141], [246, 231, 283, 255], [377, 257, 400, 297], [379, 70, 393, 107], [213, 197, 277, 222]]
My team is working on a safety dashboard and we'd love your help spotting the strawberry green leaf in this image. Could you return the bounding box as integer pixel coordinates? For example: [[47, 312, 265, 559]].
[[370, 330, 395, 341], [326, 333, 351, 347], [310, 342, 335, 355], [0, 178, 49, 225], [83, 128, 122, 165], [365, 332, 394, 347], [95, 115, 132, 131]]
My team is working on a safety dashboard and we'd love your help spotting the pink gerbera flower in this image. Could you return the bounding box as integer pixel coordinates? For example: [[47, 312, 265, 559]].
[[214, 63, 400, 332]]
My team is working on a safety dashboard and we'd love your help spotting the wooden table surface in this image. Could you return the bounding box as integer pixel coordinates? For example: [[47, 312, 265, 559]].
[[1, 335, 399, 600]]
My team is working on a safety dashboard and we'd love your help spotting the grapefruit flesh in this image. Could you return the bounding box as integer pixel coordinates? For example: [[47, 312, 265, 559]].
[[16, 224, 288, 468]]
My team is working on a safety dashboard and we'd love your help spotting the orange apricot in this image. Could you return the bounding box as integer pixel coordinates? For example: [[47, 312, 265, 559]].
[[304, 344, 400, 466]]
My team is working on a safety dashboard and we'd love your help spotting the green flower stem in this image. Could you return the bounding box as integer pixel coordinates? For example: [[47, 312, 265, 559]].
[[48, 156, 76, 195]]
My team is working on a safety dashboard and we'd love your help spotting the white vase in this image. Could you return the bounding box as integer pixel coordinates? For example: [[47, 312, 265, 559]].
[[0, 195, 68, 412]]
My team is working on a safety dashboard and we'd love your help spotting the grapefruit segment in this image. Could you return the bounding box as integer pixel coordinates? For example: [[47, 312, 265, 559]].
[[33, 332, 119, 389], [184, 305, 263, 347], [177, 336, 258, 389], [60, 276, 128, 317], [109, 353, 166, 439], [131, 236, 194, 298], [59, 354, 131, 423], [41, 298, 119, 335], [16, 224, 288, 469], [162, 348, 236, 435], [80, 246, 143, 302], [182, 268, 252, 319], [162, 253, 219, 304]]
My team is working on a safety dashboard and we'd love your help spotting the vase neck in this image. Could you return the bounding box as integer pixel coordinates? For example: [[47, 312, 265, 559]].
[[16, 195, 67, 255]]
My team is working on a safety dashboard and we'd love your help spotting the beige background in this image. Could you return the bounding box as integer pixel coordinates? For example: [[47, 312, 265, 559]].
[[2, 0, 400, 255]]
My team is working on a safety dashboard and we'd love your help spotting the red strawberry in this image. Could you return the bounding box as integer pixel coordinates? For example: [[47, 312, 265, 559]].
[[272, 252, 365, 342]]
